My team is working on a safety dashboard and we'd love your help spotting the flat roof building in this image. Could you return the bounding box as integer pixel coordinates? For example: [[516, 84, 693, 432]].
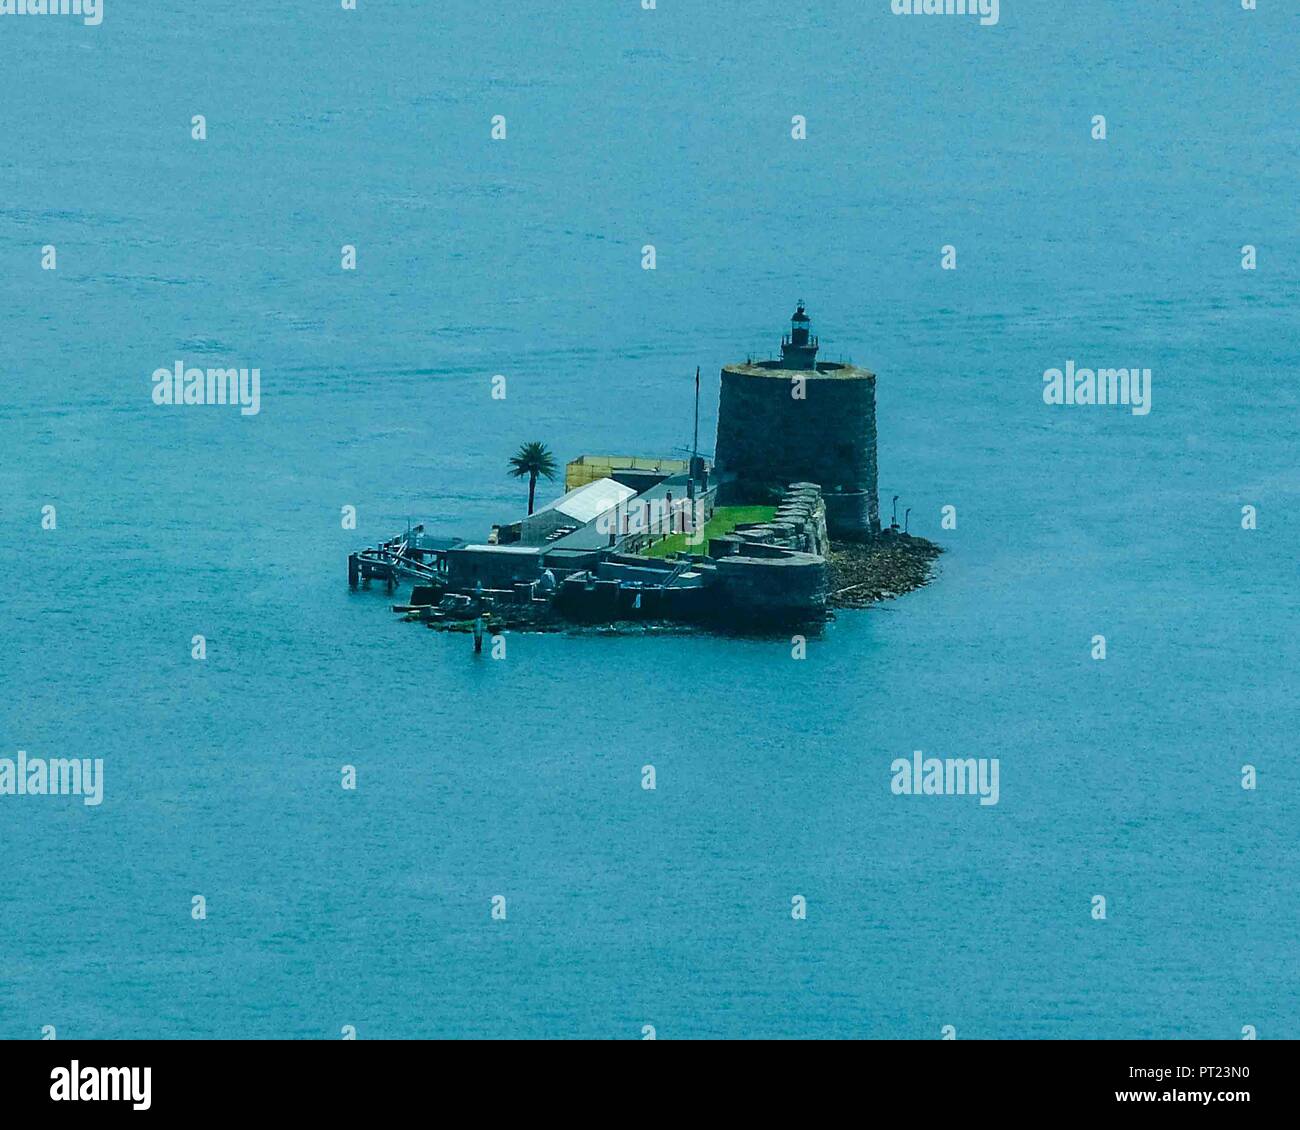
[[517, 477, 637, 545], [565, 455, 694, 492]]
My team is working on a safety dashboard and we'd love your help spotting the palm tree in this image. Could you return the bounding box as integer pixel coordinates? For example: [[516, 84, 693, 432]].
[[508, 441, 558, 515]]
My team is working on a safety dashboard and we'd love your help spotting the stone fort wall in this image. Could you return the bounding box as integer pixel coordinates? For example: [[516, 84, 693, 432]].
[[707, 483, 830, 621], [715, 361, 879, 539]]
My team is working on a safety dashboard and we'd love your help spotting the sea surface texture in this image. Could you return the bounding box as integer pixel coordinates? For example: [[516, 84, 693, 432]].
[[0, 2, 1296, 1039]]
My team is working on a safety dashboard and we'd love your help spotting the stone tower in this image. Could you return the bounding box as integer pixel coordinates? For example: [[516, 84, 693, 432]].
[[714, 303, 880, 540]]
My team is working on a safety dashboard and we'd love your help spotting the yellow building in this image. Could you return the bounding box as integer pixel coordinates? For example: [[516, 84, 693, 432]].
[[565, 454, 693, 492]]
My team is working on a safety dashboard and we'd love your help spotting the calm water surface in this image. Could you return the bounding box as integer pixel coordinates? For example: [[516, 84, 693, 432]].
[[0, 2, 1296, 1038]]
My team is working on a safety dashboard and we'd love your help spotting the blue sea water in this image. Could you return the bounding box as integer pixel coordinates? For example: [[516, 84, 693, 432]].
[[0, 1, 1297, 1039]]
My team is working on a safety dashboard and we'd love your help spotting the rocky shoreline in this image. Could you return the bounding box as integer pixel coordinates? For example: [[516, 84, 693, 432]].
[[826, 533, 944, 609]]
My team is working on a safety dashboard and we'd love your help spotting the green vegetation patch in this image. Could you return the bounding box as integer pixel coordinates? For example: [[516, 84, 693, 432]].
[[642, 505, 776, 559]]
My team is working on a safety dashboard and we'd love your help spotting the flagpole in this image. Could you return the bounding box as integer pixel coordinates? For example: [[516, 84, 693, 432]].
[[692, 366, 700, 465], [688, 366, 701, 505]]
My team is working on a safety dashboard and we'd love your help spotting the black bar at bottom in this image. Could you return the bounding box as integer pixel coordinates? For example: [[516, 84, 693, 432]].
[[0, 1038, 1284, 1116]]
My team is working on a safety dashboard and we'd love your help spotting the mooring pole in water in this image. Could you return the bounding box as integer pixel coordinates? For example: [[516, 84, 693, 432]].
[[473, 615, 484, 654]]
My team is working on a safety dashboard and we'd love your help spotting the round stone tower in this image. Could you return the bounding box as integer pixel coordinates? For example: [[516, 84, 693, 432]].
[[715, 303, 880, 540]]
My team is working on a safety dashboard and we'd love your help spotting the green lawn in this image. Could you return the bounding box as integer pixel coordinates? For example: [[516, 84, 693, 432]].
[[642, 505, 776, 558]]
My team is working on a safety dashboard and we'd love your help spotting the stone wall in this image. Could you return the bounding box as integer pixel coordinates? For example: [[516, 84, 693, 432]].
[[715, 360, 879, 539], [709, 483, 831, 622], [715, 552, 828, 621]]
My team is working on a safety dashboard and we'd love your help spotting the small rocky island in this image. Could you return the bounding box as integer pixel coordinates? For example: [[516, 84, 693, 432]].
[[349, 304, 941, 636]]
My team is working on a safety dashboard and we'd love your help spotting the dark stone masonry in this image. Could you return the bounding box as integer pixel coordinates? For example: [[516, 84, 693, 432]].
[[714, 302, 880, 540]]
